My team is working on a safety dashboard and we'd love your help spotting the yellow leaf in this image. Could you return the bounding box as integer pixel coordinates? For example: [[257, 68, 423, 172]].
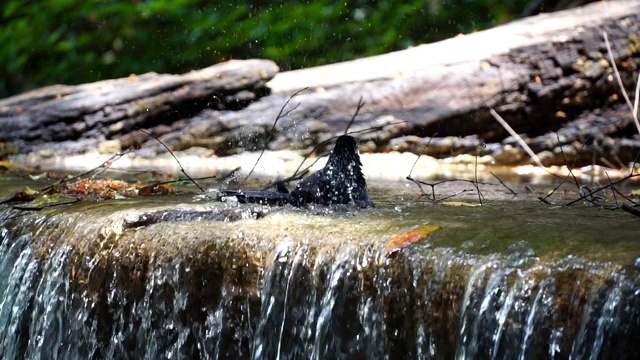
[[0, 160, 17, 168], [441, 201, 481, 207]]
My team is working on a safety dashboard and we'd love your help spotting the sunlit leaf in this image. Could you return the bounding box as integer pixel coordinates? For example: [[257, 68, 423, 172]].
[[384, 225, 442, 258], [441, 201, 481, 207], [629, 189, 640, 197], [0, 160, 18, 168]]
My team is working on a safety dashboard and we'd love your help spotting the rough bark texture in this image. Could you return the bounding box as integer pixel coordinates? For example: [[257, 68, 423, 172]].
[[1, 1, 639, 166], [0, 60, 278, 153]]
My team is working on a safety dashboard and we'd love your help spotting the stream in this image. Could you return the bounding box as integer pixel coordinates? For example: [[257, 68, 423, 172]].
[[0, 173, 639, 359]]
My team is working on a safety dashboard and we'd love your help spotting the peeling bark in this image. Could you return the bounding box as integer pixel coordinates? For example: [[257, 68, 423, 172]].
[[0, 60, 278, 153]]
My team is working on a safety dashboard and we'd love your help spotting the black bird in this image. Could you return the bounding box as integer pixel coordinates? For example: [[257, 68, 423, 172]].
[[223, 135, 374, 208]]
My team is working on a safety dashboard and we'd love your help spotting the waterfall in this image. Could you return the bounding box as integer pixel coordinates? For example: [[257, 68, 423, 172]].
[[0, 204, 639, 359]]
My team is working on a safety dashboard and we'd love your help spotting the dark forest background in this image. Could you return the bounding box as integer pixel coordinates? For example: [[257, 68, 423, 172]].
[[0, 0, 593, 98]]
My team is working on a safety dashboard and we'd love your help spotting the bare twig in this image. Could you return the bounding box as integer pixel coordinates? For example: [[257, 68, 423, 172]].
[[539, 138, 587, 203], [406, 135, 437, 197], [434, 189, 474, 203], [346, 120, 407, 136], [604, 171, 619, 208], [242, 88, 308, 186], [490, 172, 517, 196], [344, 96, 365, 134], [489, 109, 544, 168], [12, 198, 82, 211], [142, 175, 218, 188], [407, 135, 437, 179], [260, 169, 309, 191], [634, 74, 640, 127], [556, 133, 581, 190], [473, 144, 484, 205], [603, 31, 640, 134], [139, 129, 204, 192], [408, 178, 497, 203], [565, 172, 640, 206]]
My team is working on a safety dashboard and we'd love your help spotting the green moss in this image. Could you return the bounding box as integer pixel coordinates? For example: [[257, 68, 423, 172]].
[[628, 35, 640, 56]]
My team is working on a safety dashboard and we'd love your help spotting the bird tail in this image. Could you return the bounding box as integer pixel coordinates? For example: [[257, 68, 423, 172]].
[[221, 190, 292, 206]]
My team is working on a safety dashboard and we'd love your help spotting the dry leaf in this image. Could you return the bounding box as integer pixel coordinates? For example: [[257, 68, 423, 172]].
[[384, 225, 442, 258], [441, 201, 481, 207]]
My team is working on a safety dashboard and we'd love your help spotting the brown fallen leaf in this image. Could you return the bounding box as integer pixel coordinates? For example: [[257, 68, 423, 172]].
[[0, 186, 39, 204], [138, 183, 176, 196], [384, 225, 442, 258]]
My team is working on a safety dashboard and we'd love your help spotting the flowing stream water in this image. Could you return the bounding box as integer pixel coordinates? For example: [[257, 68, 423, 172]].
[[0, 175, 639, 359]]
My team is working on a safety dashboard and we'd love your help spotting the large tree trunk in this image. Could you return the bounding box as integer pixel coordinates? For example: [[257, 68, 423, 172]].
[[0, 1, 639, 166]]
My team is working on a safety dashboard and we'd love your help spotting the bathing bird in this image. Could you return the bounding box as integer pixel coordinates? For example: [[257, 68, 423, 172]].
[[223, 135, 374, 208]]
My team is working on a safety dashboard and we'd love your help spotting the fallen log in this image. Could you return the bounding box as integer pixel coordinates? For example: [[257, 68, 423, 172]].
[[259, 1, 640, 166], [0, 60, 278, 153], [1, 1, 639, 167]]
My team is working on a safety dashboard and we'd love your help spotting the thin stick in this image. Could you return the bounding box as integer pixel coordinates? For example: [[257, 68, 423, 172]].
[[139, 129, 204, 192], [409, 178, 499, 203], [540, 137, 587, 203], [603, 31, 633, 110], [346, 120, 407, 136], [434, 189, 474, 203], [489, 109, 544, 168], [556, 132, 581, 190], [260, 169, 309, 191], [242, 88, 307, 186], [634, 73, 640, 126], [604, 171, 619, 208], [13, 198, 82, 211], [407, 135, 437, 179], [565, 172, 640, 206], [406, 135, 437, 197], [473, 144, 484, 205], [603, 30, 640, 135], [344, 96, 365, 134], [490, 172, 517, 196], [143, 175, 218, 187]]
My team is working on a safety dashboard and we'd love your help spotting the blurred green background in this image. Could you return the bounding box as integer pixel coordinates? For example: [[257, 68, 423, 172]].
[[1, 0, 587, 98]]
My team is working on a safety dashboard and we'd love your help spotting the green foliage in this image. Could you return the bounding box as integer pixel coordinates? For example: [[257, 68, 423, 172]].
[[0, 0, 531, 98]]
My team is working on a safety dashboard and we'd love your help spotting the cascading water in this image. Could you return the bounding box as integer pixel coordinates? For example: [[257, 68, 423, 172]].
[[0, 197, 639, 359]]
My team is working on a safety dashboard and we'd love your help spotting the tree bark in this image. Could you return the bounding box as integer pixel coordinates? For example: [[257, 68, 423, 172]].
[[0, 1, 639, 166], [0, 60, 278, 153]]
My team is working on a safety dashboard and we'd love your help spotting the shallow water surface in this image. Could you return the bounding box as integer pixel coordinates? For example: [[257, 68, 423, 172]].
[[0, 171, 638, 359]]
